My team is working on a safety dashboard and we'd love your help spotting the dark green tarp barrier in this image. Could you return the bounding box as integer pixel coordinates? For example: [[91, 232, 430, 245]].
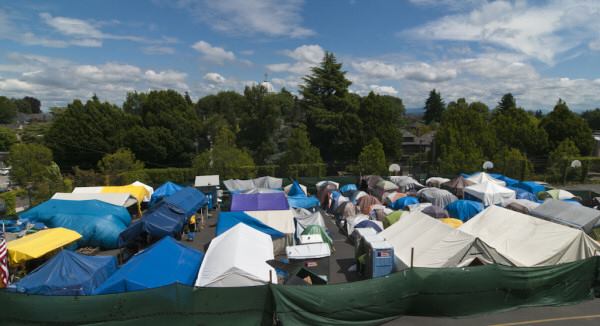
[[1, 258, 599, 325]]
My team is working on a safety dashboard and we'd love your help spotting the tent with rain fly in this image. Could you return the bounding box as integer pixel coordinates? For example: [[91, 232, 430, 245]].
[[445, 200, 484, 222], [300, 225, 333, 249], [421, 205, 449, 218], [391, 196, 419, 210], [7, 228, 82, 265], [464, 182, 516, 206], [383, 210, 404, 228], [350, 190, 367, 204], [505, 199, 540, 214], [19, 199, 131, 249], [13, 250, 117, 295], [513, 181, 545, 196], [426, 177, 450, 188], [118, 187, 206, 246], [354, 220, 383, 233], [94, 237, 203, 294], [389, 176, 424, 192], [417, 188, 458, 208], [372, 180, 399, 200], [441, 176, 474, 198], [230, 192, 289, 211], [195, 223, 277, 287], [466, 172, 506, 186], [293, 208, 326, 242], [334, 201, 357, 219], [383, 192, 406, 206], [460, 205, 600, 266], [530, 199, 600, 234], [339, 184, 357, 196], [379, 211, 513, 270], [150, 181, 183, 206], [357, 195, 382, 215]]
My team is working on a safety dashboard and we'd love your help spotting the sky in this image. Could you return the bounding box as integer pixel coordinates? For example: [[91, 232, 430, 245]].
[[1, 0, 600, 111]]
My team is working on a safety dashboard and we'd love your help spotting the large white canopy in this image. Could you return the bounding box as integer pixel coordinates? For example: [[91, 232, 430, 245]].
[[467, 172, 506, 186], [464, 182, 516, 206], [51, 192, 137, 207], [460, 205, 600, 267], [195, 223, 277, 287], [379, 211, 512, 270]]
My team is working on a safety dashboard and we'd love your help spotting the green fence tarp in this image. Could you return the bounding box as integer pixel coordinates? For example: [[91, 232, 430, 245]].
[[1, 258, 599, 325]]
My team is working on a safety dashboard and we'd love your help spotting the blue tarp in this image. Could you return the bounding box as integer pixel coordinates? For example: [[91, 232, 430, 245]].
[[445, 200, 484, 222], [287, 181, 305, 196], [513, 181, 545, 196], [340, 184, 357, 196], [230, 193, 290, 211], [496, 175, 519, 187], [20, 199, 131, 249], [93, 237, 203, 294], [508, 186, 539, 202], [286, 180, 320, 209], [391, 196, 419, 210], [150, 181, 183, 206], [13, 250, 117, 295], [118, 187, 206, 246], [216, 211, 285, 239], [354, 220, 382, 233]]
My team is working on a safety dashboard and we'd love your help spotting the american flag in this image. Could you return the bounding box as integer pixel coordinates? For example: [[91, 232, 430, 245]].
[[0, 233, 8, 288]]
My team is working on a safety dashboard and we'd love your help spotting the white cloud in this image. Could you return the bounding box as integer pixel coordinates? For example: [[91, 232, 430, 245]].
[[192, 40, 235, 65], [172, 0, 314, 38], [267, 44, 324, 75], [203, 72, 226, 84], [142, 45, 176, 55], [589, 39, 600, 51], [351, 60, 457, 82], [369, 85, 398, 96], [40, 12, 103, 38], [403, 0, 600, 64]]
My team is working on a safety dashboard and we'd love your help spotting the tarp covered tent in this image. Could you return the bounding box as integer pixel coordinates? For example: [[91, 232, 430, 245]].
[[13, 250, 116, 295], [195, 223, 277, 287], [466, 172, 506, 186], [445, 200, 483, 222], [150, 181, 183, 206], [441, 176, 474, 198], [339, 184, 357, 196], [284, 182, 308, 195], [425, 177, 450, 188], [513, 181, 545, 196], [417, 188, 458, 208], [421, 205, 449, 218], [118, 187, 206, 246], [380, 211, 512, 270], [7, 228, 82, 265], [508, 186, 539, 202], [505, 199, 540, 214], [73, 184, 150, 214], [391, 196, 419, 210], [286, 181, 320, 209], [389, 176, 424, 192], [51, 193, 137, 208], [230, 193, 289, 211], [224, 176, 282, 193], [216, 211, 285, 239], [460, 205, 600, 266], [94, 237, 203, 294], [530, 199, 600, 234], [464, 182, 516, 206], [20, 200, 131, 249], [494, 175, 519, 187]]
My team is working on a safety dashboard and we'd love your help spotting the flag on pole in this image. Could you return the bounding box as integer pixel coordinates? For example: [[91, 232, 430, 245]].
[[0, 233, 8, 288]]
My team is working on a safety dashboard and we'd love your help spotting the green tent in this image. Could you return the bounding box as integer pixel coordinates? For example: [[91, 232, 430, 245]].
[[384, 210, 404, 228], [301, 225, 333, 249]]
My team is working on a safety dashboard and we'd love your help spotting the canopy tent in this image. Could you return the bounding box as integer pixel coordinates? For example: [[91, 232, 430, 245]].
[[94, 237, 203, 294], [391, 196, 419, 210], [380, 211, 512, 270], [284, 181, 307, 196], [421, 205, 449, 218], [464, 182, 516, 206], [460, 205, 600, 266], [7, 228, 82, 265], [538, 189, 576, 200], [13, 250, 116, 295], [20, 199, 131, 249], [230, 193, 289, 211], [293, 208, 327, 242], [417, 188, 458, 208], [505, 199, 540, 214], [530, 199, 600, 234], [131, 181, 154, 202], [513, 181, 545, 196], [224, 176, 283, 193], [426, 177, 450, 188], [357, 195, 382, 215], [150, 181, 183, 206], [383, 210, 404, 228], [196, 223, 277, 287], [445, 200, 484, 222], [51, 193, 137, 208], [438, 218, 463, 229], [389, 176, 424, 192], [508, 186, 539, 202], [118, 187, 206, 246], [216, 211, 285, 239], [466, 172, 506, 186], [441, 176, 474, 198]]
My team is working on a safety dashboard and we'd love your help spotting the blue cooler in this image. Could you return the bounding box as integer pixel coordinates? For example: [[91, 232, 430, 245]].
[[366, 240, 394, 279]]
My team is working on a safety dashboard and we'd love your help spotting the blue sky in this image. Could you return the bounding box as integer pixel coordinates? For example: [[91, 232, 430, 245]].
[[1, 0, 600, 111]]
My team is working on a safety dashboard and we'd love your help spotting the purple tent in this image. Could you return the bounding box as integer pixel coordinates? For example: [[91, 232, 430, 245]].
[[230, 193, 290, 211]]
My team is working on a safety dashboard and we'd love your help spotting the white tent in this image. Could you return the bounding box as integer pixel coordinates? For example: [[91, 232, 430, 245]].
[[417, 188, 458, 208], [379, 211, 512, 270], [464, 182, 516, 206], [195, 223, 277, 287], [466, 172, 506, 186], [293, 208, 326, 240], [245, 209, 295, 254], [131, 181, 153, 202], [194, 175, 220, 187], [460, 205, 600, 267], [389, 176, 424, 192], [426, 177, 451, 188], [51, 192, 137, 207]]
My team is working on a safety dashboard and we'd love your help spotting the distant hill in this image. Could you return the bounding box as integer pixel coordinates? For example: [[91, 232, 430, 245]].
[[405, 108, 423, 117]]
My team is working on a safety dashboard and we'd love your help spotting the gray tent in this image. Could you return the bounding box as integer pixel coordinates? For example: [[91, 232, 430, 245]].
[[417, 188, 458, 208], [530, 199, 600, 234]]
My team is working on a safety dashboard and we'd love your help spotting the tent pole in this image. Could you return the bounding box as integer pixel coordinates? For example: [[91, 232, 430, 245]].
[[410, 247, 414, 268]]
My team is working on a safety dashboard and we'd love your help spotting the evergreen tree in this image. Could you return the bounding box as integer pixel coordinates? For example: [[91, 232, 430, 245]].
[[581, 108, 600, 130], [540, 99, 594, 155], [423, 89, 445, 124], [359, 92, 404, 161], [496, 93, 516, 112], [356, 138, 387, 175], [0, 96, 17, 124], [300, 52, 362, 163], [278, 124, 324, 176]]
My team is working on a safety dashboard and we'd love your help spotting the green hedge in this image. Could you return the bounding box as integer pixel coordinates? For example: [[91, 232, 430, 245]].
[[119, 168, 195, 187]]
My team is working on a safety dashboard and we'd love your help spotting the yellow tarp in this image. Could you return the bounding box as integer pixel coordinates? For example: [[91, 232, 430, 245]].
[[101, 185, 149, 215], [438, 218, 463, 229], [7, 228, 82, 265]]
